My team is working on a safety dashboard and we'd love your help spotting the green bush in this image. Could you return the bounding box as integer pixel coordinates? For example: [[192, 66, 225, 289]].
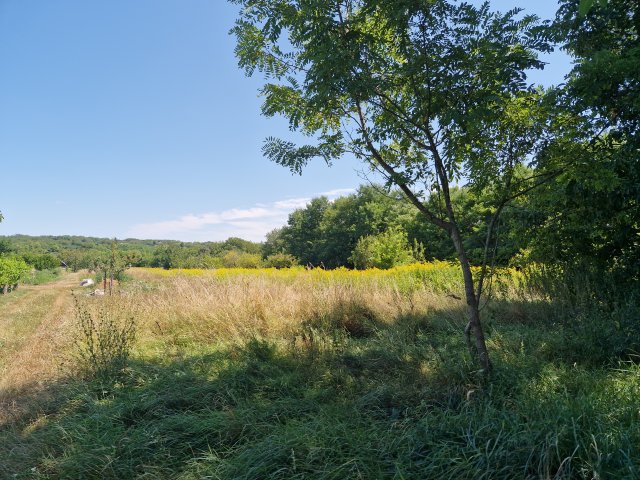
[[222, 250, 263, 268], [0, 255, 31, 293], [22, 252, 60, 270], [350, 228, 415, 270], [264, 252, 298, 269]]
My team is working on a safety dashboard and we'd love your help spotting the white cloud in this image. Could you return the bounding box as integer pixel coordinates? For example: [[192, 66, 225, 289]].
[[320, 188, 356, 197], [272, 197, 311, 210], [126, 188, 356, 242]]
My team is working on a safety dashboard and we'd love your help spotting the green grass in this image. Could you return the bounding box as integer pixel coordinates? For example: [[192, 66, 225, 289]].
[[2, 302, 639, 479], [21, 268, 62, 286]]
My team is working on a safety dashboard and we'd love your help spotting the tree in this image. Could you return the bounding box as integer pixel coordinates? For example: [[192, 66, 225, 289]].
[[524, 0, 640, 285], [578, 0, 609, 16], [231, 0, 553, 371], [319, 185, 415, 267], [262, 227, 288, 258], [22, 252, 60, 270], [280, 196, 330, 266], [0, 238, 13, 255]]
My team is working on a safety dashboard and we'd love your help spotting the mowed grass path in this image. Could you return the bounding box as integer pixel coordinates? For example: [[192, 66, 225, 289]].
[[0, 271, 83, 421]]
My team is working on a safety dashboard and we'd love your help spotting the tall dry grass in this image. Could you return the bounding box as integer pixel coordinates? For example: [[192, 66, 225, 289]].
[[127, 265, 475, 350]]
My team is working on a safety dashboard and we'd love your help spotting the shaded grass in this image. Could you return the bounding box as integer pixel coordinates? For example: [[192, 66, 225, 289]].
[[2, 309, 639, 479]]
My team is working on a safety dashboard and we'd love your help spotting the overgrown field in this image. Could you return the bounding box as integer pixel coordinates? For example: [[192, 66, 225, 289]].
[[1, 265, 638, 479]]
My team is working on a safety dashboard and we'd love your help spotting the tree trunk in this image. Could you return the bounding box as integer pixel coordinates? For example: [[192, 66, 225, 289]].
[[450, 224, 492, 372]]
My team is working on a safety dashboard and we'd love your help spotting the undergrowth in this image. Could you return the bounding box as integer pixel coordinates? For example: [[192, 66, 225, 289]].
[[21, 268, 61, 286]]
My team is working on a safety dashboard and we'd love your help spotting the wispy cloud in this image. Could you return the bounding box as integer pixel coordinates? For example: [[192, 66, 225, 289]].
[[126, 188, 356, 242], [320, 188, 356, 197]]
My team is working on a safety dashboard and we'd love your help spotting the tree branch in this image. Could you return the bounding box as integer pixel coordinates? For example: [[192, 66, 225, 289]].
[[354, 100, 451, 231]]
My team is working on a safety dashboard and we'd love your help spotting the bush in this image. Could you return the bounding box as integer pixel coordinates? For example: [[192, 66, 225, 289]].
[[0, 255, 31, 293], [350, 228, 415, 270], [22, 252, 60, 270], [264, 252, 298, 269], [222, 250, 263, 268]]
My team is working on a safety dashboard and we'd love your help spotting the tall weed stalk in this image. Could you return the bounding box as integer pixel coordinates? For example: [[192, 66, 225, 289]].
[[73, 295, 137, 383]]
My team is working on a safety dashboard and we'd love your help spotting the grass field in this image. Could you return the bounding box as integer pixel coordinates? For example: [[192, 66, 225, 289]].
[[0, 265, 638, 479]]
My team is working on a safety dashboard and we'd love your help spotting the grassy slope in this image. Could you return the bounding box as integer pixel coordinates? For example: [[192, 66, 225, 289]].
[[0, 266, 638, 479]]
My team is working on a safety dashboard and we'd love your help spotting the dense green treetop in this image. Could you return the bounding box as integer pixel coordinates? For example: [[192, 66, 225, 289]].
[[519, 0, 640, 285]]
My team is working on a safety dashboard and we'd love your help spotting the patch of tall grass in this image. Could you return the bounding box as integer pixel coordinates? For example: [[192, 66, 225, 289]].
[[21, 268, 61, 285]]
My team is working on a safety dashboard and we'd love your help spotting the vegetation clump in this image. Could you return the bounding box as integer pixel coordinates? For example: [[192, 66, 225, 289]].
[[73, 296, 137, 385], [0, 255, 30, 294]]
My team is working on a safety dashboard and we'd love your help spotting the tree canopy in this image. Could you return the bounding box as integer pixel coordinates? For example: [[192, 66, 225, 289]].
[[231, 0, 557, 371]]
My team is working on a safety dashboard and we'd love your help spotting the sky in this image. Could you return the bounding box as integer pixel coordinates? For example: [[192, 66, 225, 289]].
[[0, 1, 572, 242]]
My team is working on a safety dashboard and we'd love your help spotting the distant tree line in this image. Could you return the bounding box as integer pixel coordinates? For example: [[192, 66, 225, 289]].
[[1, 183, 532, 274], [0, 235, 271, 272], [265, 184, 537, 270], [2, 142, 638, 279]]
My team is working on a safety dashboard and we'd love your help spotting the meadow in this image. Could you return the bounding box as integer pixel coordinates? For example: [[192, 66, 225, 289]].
[[0, 264, 638, 479]]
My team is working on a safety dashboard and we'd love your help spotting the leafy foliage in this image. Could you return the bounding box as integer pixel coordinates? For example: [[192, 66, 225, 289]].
[[263, 252, 298, 269], [521, 0, 640, 289], [231, 0, 559, 370], [350, 228, 415, 270], [0, 255, 30, 293]]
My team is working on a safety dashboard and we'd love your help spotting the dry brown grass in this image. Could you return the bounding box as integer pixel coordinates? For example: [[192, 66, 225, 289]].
[[0, 272, 82, 424], [128, 269, 467, 351]]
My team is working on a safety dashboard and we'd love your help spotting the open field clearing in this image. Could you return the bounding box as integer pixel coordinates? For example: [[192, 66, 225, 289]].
[[2, 0, 638, 477], [0, 265, 638, 479]]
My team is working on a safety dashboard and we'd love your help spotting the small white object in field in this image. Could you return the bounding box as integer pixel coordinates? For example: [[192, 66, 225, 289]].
[[93, 288, 105, 296], [80, 279, 95, 287]]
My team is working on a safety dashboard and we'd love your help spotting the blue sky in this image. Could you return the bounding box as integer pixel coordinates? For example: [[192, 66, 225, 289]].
[[0, 1, 571, 242]]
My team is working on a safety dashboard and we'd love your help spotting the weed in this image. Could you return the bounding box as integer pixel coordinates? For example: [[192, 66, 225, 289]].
[[73, 295, 137, 384]]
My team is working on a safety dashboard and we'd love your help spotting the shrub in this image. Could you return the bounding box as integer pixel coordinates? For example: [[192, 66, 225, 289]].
[[222, 250, 263, 268], [0, 255, 30, 293], [350, 228, 415, 270], [264, 252, 298, 269], [22, 252, 60, 270]]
